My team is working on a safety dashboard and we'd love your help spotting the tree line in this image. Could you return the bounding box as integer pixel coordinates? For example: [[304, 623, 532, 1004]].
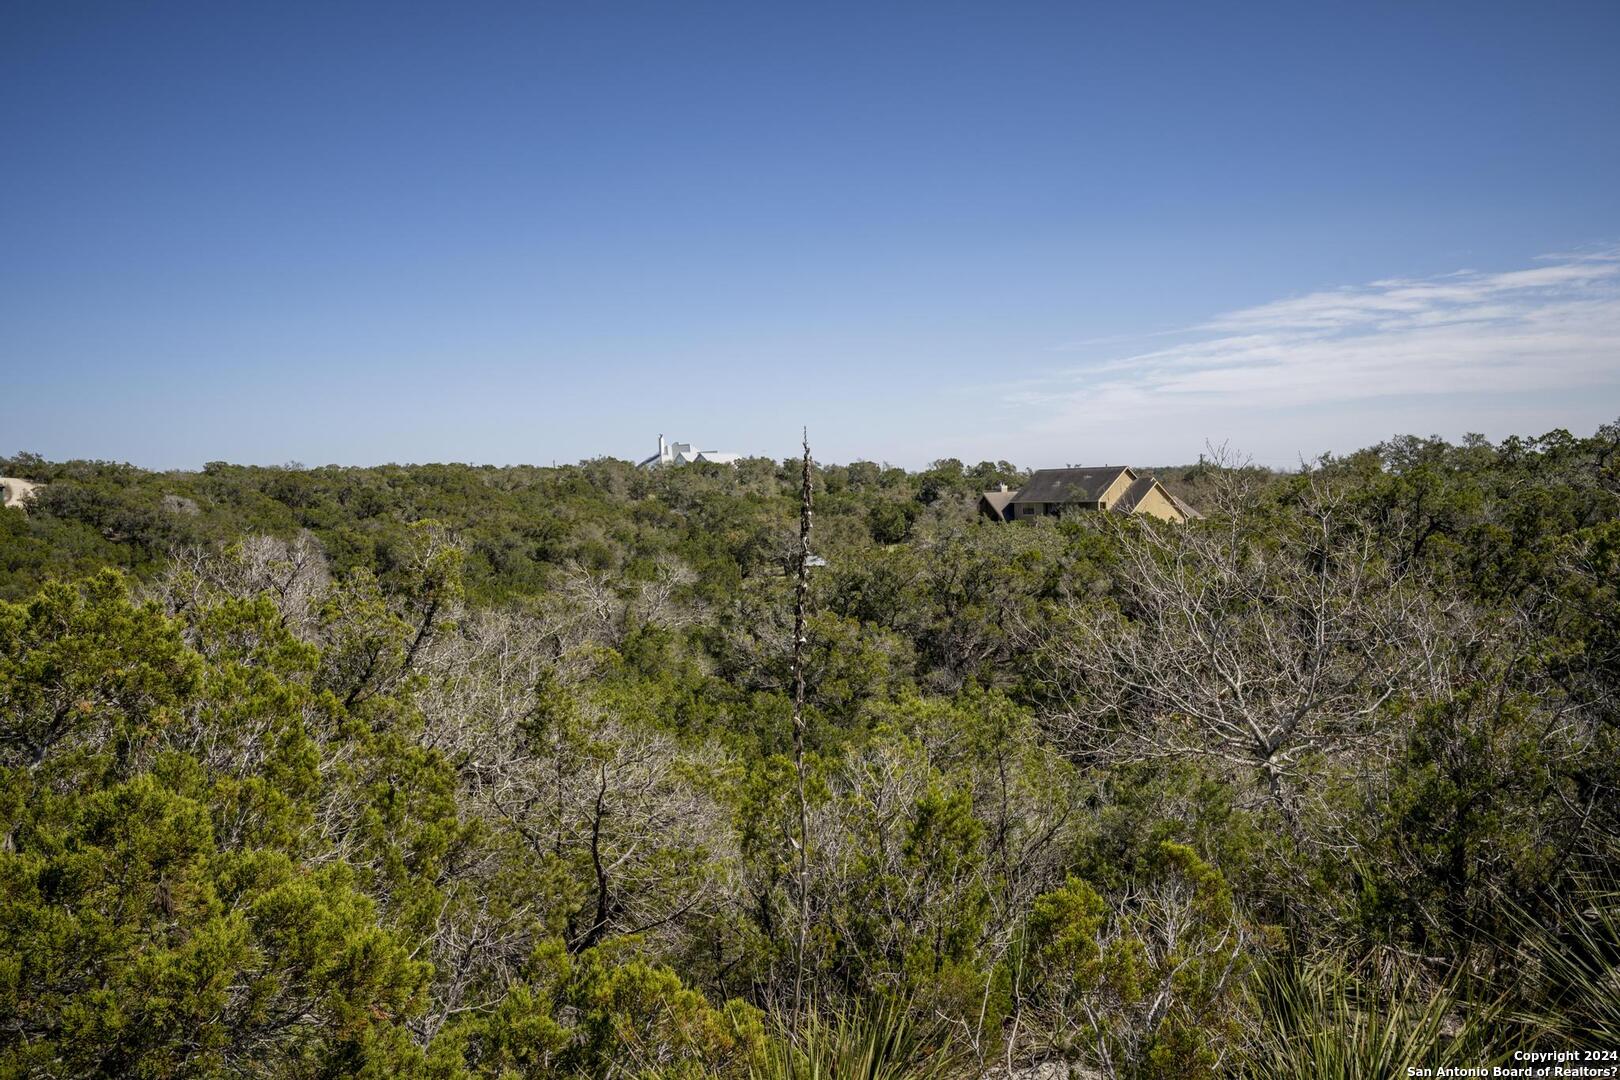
[[1, 424, 1617, 1077]]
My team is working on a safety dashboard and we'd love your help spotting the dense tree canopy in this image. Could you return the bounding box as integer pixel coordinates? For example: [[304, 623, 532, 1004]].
[[1, 424, 1617, 1076]]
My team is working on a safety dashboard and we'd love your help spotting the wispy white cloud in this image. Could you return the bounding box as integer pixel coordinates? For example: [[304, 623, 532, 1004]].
[[1013, 250, 1620, 428]]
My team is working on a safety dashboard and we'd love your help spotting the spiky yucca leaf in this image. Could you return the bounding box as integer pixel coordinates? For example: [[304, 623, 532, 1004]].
[[747, 1001, 965, 1080], [1514, 878, 1620, 1046], [1237, 958, 1506, 1080]]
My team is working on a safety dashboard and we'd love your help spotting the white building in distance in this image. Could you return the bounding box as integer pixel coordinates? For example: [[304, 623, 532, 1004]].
[[1, 477, 41, 511], [638, 434, 740, 468]]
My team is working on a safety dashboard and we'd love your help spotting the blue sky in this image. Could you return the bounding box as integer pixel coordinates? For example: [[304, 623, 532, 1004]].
[[3, 1, 1618, 469]]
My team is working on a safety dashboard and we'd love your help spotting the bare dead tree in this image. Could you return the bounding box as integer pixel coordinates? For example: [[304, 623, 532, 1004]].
[[558, 561, 625, 644], [1035, 467, 1431, 827], [631, 553, 700, 632], [153, 531, 329, 635]]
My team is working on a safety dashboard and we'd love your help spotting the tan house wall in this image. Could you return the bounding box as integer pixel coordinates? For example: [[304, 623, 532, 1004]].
[[1095, 470, 1138, 512], [1130, 483, 1185, 522]]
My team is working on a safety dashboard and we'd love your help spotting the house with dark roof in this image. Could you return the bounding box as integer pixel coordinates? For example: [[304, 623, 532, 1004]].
[[978, 466, 1200, 524]]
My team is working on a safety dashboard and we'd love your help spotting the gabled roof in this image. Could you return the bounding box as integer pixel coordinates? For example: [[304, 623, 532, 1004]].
[[1009, 466, 1134, 505], [1167, 492, 1204, 520], [978, 490, 1016, 515], [1110, 475, 1204, 521], [1111, 475, 1160, 514]]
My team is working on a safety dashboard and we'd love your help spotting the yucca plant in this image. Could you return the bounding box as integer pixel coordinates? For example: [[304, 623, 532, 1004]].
[[747, 1001, 967, 1080], [1512, 876, 1620, 1046], [1237, 956, 1507, 1079]]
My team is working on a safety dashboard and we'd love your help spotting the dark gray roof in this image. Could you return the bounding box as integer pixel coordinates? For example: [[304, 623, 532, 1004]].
[[1111, 475, 1158, 514], [1009, 466, 1134, 505]]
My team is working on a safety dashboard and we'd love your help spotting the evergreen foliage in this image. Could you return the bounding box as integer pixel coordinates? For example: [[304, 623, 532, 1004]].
[[0, 424, 1616, 1075]]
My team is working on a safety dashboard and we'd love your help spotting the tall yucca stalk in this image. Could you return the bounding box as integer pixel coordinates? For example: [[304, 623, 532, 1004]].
[[790, 429, 814, 1017]]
